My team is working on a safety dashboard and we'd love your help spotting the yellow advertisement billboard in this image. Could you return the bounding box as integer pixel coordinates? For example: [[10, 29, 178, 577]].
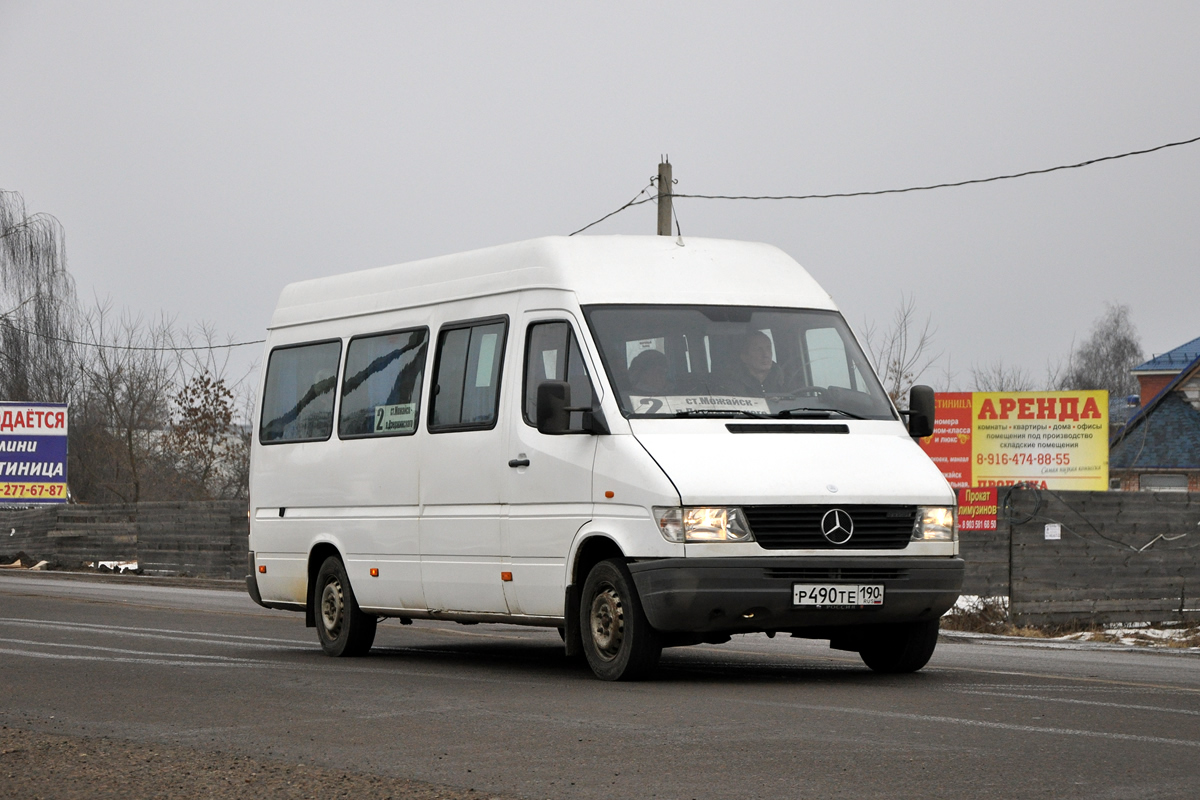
[[970, 391, 1108, 490]]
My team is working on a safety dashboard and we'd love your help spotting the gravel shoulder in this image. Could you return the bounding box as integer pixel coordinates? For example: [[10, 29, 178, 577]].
[[0, 727, 515, 800]]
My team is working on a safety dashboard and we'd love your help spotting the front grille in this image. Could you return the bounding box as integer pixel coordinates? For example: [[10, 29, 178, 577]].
[[744, 505, 917, 550], [764, 567, 909, 581]]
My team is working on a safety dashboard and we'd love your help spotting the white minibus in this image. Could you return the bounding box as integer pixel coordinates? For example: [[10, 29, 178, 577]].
[[246, 235, 962, 680]]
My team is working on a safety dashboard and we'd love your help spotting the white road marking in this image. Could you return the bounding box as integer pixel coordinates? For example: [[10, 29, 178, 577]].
[[0, 638, 562, 687], [411, 625, 554, 642], [0, 647, 273, 668], [0, 636, 268, 663], [954, 689, 1200, 716], [951, 683, 1181, 693], [0, 617, 312, 648], [939, 667, 1200, 695], [735, 699, 1200, 748]]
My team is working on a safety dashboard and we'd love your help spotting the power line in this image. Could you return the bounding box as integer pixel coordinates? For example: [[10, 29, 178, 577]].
[[675, 131, 1200, 198], [569, 133, 1200, 233], [568, 181, 656, 236], [10, 134, 1197, 348], [0, 322, 264, 352]]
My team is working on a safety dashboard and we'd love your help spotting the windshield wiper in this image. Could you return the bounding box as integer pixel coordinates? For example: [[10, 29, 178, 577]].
[[673, 408, 773, 419], [776, 407, 866, 420]]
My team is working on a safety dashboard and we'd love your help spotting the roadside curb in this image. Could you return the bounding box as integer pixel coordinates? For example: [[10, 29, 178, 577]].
[[940, 629, 1200, 656], [0, 569, 244, 591]]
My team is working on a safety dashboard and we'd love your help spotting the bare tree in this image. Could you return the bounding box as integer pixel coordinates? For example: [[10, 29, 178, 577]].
[[171, 322, 255, 498], [862, 295, 940, 407], [3, 190, 258, 502], [971, 359, 1035, 392], [70, 302, 180, 503], [1055, 304, 1143, 399], [166, 370, 248, 499], [0, 190, 80, 403], [937, 354, 960, 393]]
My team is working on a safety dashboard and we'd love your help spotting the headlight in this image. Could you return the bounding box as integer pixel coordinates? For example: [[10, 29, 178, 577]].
[[913, 506, 957, 541], [654, 506, 755, 543]]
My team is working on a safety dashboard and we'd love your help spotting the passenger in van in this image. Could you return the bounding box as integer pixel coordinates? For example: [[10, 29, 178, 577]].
[[718, 330, 787, 396], [627, 349, 672, 395]]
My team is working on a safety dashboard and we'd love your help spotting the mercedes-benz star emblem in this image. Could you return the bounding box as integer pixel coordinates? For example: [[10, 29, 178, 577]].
[[820, 508, 854, 545]]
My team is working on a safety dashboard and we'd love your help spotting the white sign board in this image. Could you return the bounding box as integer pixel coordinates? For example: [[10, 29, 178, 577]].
[[629, 395, 771, 415]]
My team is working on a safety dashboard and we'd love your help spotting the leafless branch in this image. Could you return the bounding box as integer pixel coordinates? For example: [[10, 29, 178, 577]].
[[862, 295, 941, 407], [971, 359, 1035, 392]]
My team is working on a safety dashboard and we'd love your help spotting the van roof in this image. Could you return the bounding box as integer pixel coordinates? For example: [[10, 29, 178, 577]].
[[269, 235, 836, 329]]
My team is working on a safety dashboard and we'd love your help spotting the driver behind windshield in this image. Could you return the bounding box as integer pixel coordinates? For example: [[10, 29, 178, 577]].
[[718, 330, 787, 396], [627, 348, 672, 395]]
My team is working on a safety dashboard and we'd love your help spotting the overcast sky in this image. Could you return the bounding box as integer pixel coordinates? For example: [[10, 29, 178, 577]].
[[3, 2, 1198, 392]]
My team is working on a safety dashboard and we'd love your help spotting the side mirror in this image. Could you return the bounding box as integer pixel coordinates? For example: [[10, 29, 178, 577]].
[[907, 385, 935, 438], [536, 380, 609, 435], [537, 381, 571, 434]]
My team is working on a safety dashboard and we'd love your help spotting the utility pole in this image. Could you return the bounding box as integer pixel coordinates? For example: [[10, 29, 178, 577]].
[[657, 158, 672, 236]]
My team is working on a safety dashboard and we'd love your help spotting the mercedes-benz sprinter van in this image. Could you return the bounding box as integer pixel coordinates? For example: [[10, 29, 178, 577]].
[[246, 236, 963, 680]]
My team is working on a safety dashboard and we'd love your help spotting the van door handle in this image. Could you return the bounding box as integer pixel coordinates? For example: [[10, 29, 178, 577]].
[[508, 458, 530, 468]]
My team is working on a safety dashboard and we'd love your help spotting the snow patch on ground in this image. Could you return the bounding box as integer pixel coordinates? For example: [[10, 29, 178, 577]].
[[86, 560, 139, 573], [944, 594, 1200, 651]]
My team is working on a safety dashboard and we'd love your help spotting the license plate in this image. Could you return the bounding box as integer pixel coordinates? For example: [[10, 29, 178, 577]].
[[792, 583, 884, 607]]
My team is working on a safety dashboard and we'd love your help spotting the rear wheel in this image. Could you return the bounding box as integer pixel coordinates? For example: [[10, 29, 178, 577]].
[[579, 559, 661, 681], [859, 620, 939, 673], [314, 556, 376, 657]]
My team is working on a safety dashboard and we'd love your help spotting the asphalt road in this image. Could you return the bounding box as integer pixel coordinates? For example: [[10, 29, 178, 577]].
[[3, 571, 1199, 800]]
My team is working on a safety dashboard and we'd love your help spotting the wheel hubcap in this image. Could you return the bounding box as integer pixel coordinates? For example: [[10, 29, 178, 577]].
[[589, 585, 625, 660], [321, 579, 345, 639]]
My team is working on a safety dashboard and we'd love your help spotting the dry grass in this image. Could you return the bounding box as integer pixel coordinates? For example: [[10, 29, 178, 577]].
[[1166, 630, 1200, 648], [940, 596, 1013, 635]]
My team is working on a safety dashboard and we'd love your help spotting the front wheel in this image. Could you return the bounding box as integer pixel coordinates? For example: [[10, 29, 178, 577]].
[[859, 620, 940, 673], [579, 559, 662, 681], [314, 556, 377, 657]]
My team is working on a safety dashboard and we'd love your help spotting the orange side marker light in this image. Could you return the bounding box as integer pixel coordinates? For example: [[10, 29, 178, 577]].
[[258, 565, 266, 574], [370, 568, 379, 577], [604, 490, 615, 499], [501, 571, 513, 582]]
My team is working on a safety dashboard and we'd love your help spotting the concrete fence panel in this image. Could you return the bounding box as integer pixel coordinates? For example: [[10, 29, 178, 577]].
[[961, 488, 1200, 625], [5, 491, 1199, 624], [2, 501, 248, 579]]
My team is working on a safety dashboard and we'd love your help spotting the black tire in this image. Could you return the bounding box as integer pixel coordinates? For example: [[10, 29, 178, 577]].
[[314, 556, 376, 657], [859, 620, 940, 673], [579, 559, 662, 681]]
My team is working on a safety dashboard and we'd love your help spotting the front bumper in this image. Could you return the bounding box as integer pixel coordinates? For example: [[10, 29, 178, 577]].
[[628, 556, 964, 634]]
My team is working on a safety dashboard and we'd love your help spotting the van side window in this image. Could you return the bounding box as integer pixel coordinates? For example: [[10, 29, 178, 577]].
[[338, 328, 429, 438], [429, 318, 507, 431], [260, 340, 342, 443], [523, 321, 595, 428]]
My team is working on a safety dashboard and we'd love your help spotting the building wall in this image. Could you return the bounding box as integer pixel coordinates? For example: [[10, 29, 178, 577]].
[[1136, 374, 1175, 405], [1109, 470, 1200, 492]]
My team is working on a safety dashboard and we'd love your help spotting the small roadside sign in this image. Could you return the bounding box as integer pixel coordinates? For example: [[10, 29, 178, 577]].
[[0, 401, 69, 504]]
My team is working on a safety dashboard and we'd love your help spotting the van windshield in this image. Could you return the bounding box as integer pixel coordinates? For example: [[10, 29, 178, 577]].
[[583, 305, 896, 420]]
